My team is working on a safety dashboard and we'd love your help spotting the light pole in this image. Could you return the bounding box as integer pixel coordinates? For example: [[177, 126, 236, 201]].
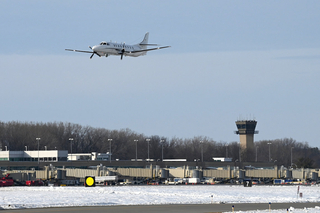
[[225, 144, 228, 158], [256, 146, 259, 162], [69, 138, 74, 166], [134, 140, 138, 161], [36, 138, 41, 167], [160, 139, 164, 161], [146, 138, 150, 161], [291, 147, 294, 167], [200, 141, 204, 162], [267, 142, 272, 162], [108, 139, 113, 163]]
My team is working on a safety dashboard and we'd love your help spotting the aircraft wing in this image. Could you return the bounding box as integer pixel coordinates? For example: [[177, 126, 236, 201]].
[[65, 49, 94, 54], [128, 46, 171, 53]]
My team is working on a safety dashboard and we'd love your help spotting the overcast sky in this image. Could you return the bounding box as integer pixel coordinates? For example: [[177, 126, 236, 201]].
[[1, 1, 320, 147]]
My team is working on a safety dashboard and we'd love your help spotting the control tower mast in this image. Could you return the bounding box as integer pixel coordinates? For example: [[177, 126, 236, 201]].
[[235, 120, 259, 150]]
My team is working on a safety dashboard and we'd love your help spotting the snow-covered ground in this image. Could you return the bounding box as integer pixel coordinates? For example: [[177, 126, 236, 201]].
[[1, 185, 320, 212], [225, 207, 320, 213]]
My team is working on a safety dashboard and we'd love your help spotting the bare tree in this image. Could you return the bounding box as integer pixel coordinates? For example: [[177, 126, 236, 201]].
[[0, 121, 319, 167]]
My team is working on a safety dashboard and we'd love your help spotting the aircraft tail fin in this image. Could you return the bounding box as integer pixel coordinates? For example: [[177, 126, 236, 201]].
[[139, 32, 149, 46], [137, 32, 161, 55]]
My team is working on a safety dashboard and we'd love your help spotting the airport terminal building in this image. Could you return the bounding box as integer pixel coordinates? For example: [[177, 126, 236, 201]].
[[0, 150, 68, 162], [0, 150, 110, 162]]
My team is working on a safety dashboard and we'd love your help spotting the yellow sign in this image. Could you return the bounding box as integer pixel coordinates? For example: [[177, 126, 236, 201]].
[[85, 176, 95, 187]]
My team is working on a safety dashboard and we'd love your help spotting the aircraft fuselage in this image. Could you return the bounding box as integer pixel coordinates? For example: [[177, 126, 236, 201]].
[[92, 42, 146, 57], [65, 32, 170, 60]]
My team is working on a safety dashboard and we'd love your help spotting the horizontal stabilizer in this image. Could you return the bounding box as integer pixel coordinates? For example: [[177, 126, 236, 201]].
[[139, 43, 158, 46], [128, 46, 171, 54]]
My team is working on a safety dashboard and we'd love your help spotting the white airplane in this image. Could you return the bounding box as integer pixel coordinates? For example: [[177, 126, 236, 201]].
[[65, 32, 170, 60]]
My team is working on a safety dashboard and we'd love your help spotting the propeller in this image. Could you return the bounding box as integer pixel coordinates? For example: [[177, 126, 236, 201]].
[[120, 43, 125, 60], [89, 46, 100, 59]]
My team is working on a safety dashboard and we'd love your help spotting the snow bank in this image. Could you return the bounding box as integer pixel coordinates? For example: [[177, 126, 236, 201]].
[[1, 185, 320, 210]]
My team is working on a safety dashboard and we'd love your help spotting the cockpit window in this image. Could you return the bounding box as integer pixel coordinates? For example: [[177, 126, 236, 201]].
[[100, 42, 107, 45]]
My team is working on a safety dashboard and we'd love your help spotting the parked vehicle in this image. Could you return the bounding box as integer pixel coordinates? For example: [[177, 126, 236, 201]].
[[95, 176, 118, 185], [188, 178, 200, 184], [26, 179, 44, 186], [0, 174, 14, 187], [273, 179, 285, 184]]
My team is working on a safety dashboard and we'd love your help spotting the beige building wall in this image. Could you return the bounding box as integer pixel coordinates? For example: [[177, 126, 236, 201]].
[[239, 134, 254, 150]]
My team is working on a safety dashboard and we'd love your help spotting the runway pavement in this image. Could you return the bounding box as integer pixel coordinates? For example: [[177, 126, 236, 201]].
[[1, 202, 320, 213]]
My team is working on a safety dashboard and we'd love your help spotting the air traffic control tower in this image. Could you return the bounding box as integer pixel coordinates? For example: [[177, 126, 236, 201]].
[[235, 120, 259, 150]]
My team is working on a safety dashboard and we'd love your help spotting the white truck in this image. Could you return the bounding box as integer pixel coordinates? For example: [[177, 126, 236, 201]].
[[95, 176, 118, 185], [188, 178, 200, 184]]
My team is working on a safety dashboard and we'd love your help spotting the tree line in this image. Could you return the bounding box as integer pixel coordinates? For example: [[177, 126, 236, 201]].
[[0, 121, 319, 168]]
